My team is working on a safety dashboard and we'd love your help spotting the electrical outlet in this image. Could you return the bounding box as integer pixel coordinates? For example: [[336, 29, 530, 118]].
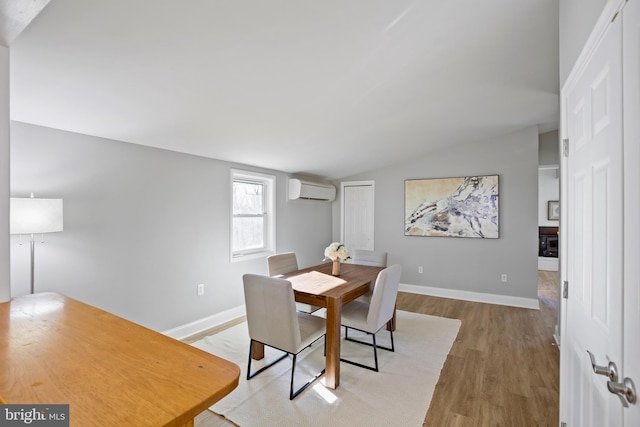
[[197, 283, 205, 296], [501, 274, 507, 283], [418, 266, 423, 274]]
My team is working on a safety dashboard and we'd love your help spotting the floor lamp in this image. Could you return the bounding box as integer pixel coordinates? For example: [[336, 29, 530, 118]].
[[10, 193, 64, 294]]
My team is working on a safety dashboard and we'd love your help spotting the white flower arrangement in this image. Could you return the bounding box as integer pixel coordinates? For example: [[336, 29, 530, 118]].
[[324, 242, 350, 262]]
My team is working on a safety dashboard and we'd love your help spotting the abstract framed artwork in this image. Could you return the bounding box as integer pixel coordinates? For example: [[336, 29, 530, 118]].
[[404, 175, 499, 238]]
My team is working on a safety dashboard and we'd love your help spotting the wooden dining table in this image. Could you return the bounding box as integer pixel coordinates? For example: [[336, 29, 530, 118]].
[[252, 262, 384, 390], [0, 292, 240, 427]]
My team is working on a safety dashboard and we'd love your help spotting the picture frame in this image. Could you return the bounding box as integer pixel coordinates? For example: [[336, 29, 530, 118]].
[[548, 200, 560, 220], [404, 175, 499, 238]]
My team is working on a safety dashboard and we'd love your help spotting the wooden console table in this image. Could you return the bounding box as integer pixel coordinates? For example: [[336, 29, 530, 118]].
[[0, 292, 240, 426]]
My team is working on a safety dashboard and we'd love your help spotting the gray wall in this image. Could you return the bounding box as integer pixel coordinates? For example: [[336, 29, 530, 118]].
[[335, 126, 540, 301], [0, 47, 9, 302], [10, 121, 333, 331], [559, 0, 608, 85], [539, 130, 560, 166], [539, 168, 560, 227]]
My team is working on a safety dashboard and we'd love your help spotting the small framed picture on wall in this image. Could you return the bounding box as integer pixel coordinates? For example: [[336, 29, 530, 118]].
[[548, 200, 560, 220]]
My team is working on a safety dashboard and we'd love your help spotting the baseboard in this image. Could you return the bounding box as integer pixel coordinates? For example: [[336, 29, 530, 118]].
[[399, 283, 540, 310], [538, 257, 559, 271], [553, 324, 561, 348], [162, 305, 246, 340], [165, 284, 539, 339]]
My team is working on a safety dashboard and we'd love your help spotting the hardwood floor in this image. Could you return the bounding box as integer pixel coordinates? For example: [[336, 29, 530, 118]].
[[398, 270, 560, 426], [194, 271, 560, 426]]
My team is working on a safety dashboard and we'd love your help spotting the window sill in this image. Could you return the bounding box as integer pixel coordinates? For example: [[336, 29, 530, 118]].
[[230, 250, 274, 263]]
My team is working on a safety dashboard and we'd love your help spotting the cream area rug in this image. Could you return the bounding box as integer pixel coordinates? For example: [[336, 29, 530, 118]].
[[191, 310, 461, 427]]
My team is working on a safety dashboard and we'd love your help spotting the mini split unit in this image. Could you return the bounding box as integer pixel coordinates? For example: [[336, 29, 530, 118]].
[[288, 178, 336, 202]]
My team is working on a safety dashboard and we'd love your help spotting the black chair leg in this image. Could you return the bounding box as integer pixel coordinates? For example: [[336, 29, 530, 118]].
[[246, 339, 287, 380], [341, 326, 395, 372], [289, 354, 297, 399], [246, 337, 326, 400], [344, 327, 395, 352], [372, 333, 379, 371], [289, 339, 326, 400]]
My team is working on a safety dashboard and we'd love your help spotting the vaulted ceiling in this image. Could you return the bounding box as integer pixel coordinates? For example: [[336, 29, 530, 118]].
[[8, 0, 559, 180]]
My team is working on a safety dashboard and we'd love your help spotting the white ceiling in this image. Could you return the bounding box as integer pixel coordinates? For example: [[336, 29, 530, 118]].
[[8, 0, 559, 180], [0, 0, 50, 46]]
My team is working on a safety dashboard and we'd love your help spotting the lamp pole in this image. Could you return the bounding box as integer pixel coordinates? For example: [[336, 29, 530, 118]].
[[30, 232, 35, 294], [29, 192, 35, 294]]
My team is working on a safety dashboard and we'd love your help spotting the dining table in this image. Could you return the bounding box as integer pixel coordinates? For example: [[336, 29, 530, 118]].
[[0, 292, 240, 427], [252, 261, 385, 390]]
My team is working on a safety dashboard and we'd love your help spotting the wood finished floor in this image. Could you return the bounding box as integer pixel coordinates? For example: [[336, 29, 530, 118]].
[[401, 270, 560, 426], [194, 271, 560, 427]]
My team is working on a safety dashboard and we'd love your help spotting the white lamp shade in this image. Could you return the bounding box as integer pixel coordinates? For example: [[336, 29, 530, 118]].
[[10, 198, 64, 234]]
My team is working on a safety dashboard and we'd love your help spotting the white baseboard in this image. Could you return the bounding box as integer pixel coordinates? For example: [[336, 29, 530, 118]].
[[399, 283, 540, 310], [538, 257, 559, 271], [162, 305, 246, 340], [165, 283, 539, 339]]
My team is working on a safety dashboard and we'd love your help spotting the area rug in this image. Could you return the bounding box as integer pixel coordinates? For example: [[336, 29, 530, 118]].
[[191, 310, 461, 427]]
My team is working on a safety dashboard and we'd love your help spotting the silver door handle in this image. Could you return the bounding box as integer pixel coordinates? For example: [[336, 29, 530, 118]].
[[607, 377, 637, 406], [587, 350, 619, 382]]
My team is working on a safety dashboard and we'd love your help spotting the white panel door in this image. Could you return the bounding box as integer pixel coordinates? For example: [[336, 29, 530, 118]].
[[564, 12, 624, 427], [341, 181, 374, 251], [623, 0, 640, 424]]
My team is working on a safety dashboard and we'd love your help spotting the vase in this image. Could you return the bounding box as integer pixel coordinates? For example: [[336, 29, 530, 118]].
[[332, 260, 341, 276]]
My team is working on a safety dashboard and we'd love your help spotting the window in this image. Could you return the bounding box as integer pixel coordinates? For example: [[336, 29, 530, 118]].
[[230, 169, 275, 261]]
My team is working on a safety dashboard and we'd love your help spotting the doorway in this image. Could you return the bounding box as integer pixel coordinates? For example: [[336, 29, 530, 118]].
[[340, 181, 375, 252]]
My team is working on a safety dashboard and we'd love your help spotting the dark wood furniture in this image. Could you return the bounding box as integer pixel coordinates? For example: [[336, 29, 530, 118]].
[[252, 262, 384, 389]]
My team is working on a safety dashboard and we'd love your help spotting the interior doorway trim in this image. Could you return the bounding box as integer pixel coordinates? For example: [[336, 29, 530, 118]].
[[340, 180, 375, 249]]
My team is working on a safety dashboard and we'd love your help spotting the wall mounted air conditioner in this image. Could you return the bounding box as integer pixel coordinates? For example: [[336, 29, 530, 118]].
[[288, 178, 336, 202]]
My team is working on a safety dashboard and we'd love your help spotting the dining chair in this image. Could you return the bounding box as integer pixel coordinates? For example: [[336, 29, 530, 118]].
[[267, 252, 321, 314], [340, 264, 402, 372], [350, 249, 388, 267], [350, 249, 388, 303], [243, 273, 326, 399]]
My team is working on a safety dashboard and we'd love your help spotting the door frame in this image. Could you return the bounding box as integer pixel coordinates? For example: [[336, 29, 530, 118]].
[[622, 0, 640, 424], [340, 180, 375, 250]]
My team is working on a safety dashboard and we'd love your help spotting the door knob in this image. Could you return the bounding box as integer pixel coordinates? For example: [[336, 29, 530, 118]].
[[607, 377, 637, 406], [587, 350, 619, 382]]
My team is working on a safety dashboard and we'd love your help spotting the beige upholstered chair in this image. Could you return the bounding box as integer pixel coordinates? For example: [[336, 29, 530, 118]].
[[350, 249, 388, 303], [350, 249, 388, 267], [243, 273, 326, 399], [340, 264, 402, 372], [267, 252, 321, 314]]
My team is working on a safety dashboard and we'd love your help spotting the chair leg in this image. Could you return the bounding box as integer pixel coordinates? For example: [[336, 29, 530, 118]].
[[340, 330, 379, 372], [344, 327, 395, 352], [372, 333, 379, 372], [341, 326, 395, 372], [289, 338, 326, 400], [246, 339, 287, 380], [246, 338, 325, 399], [289, 353, 297, 399]]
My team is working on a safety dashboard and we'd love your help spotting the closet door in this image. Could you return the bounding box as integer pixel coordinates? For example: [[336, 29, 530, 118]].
[[341, 181, 375, 251]]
